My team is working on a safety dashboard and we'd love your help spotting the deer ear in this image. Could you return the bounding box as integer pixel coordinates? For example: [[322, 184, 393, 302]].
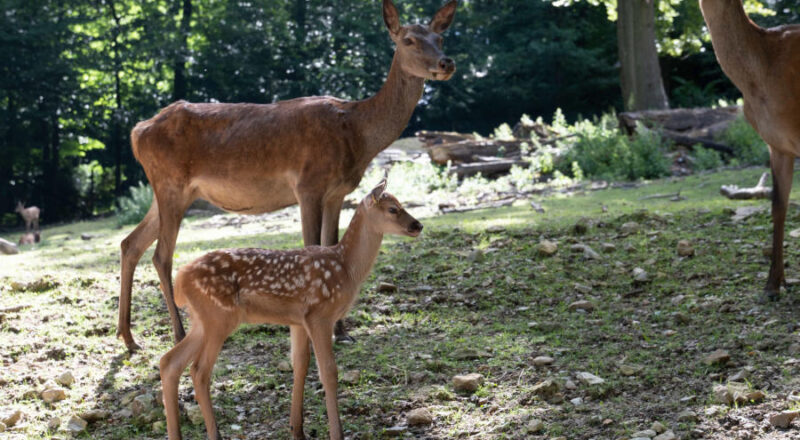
[[368, 179, 388, 206], [430, 0, 456, 34], [383, 0, 401, 37]]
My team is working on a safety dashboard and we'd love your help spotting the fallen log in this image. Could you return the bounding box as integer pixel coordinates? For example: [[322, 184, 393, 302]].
[[427, 139, 522, 165], [416, 130, 477, 146], [450, 159, 529, 178], [659, 129, 734, 156], [720, 172, 772, 200], [618, 106, 741, 135], [439, 197, 516, 214], [0, 237, 19, 255]]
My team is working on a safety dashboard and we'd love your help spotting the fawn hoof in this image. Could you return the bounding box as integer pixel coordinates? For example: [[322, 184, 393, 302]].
[[117, 330, 142, 353]]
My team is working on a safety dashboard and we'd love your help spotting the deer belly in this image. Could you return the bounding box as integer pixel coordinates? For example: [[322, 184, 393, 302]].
[[195, 177, 297, 214]]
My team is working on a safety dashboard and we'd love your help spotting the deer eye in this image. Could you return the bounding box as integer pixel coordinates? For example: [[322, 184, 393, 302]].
[[402, 37, 415, 46], [388, 207, 399, 214]]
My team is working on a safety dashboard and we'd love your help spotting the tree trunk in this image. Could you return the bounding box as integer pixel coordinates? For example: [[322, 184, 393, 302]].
[[109, 0, 124, 195], [616, 0, 669, 111], [172, 0, 192, 101]]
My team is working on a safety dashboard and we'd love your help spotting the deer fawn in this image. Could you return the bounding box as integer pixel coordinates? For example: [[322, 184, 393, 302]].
[[15, 202, 40, 233], [699, 0, 800, 299], [119, 0, 457, 351], [159, 180, 422, 440]]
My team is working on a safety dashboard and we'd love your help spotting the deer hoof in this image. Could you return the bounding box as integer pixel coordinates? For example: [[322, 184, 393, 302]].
[[334, 332, 356, 345]]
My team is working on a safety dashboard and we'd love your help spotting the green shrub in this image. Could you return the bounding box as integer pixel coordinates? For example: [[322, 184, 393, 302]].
[[693, 146, 723, 170], [717, 116, 768, 166], [559, 114, 671, 181], [115, 181, 153, 227]]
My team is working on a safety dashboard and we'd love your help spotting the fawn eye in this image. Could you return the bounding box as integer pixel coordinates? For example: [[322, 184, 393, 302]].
[[402, 37, 415, 46], [388, 207, 399, 214]]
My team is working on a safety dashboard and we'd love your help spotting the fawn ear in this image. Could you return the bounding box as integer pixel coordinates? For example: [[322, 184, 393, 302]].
[[368, 179, 388, 206], [430, 0, 456, 34], [383, 0, 402, 37]]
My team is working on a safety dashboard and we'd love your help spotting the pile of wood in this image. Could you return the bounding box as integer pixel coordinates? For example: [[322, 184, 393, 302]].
[[416, 118, 569, 178], [618, 106, 741, 156]]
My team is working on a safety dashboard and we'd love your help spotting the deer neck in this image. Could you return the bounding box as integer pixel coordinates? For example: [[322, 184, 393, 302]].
[[354, 50, 425, 161], [336, 204, 384, 288], [700, 0, 766, 89]]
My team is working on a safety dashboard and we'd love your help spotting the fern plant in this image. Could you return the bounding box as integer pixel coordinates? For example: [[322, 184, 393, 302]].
[[115, 181, 153, 227]]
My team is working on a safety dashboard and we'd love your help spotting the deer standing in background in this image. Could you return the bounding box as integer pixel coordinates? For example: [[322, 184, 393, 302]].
[[119, 0, 457, 351], [159, 181, 422, 440], [15, 202, 40, 233], [699, 0, 800, 299]]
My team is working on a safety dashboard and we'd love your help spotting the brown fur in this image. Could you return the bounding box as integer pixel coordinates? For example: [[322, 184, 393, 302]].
[[700, 0, 800, 298], [160, 181, 422, 440], [118, 0, 458, 351], [15, 202, 40, 233]]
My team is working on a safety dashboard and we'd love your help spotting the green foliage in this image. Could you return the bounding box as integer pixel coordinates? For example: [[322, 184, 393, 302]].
[[693, 146, 723, 171], [115, 181, 153, 227], [559, 115, 671, 181], [717, 117, 769, 166]]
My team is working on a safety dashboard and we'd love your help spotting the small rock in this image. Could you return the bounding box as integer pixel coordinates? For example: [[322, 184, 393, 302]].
[[746, 390, 766, 402], [769, 411, 799, 428], [131, 393, 155, 418], [0, 421, 5, 433], [377, 282, 398, 293], [564, 380, 577, 390], [277, 360, 293, 372], [41, 387, 68, 403], [56, 371, 75, 387], [677, 409, 698, 422], [703, 349, 730, 366], [570, 397, 583, 405], [651, 421, 667, 434], [384, 425, 407, 437], [115, 408, 133, 419], [677, 240, 695, 257], [705, 406, 724, 417], [453, 373, 484, 393], [0, 238, 19, 255], [80, 409, 109, 423], [570, 243, 601, 260], [654, 431, 676, 440], [47, 417, 60, 430], [712, 382, 758, 405], [152, 420, 166, 433], [618, 364, 640, 376], [467, 250, 484, 263], [632, 429, 657, 438], [532, 356, 554, 366], [407, 408, 433, 426], [568, 300, 595, 312], [66, 415, 88, 434], [342, 370, 360, 384], [632, 267, 649, 283], [531, 379, 560, 399], [1, 409, 22, 428], [728, 369, 750, 382], [575, 371, 605, 385], [620, 221, 640, 234], [537, 240, 558, 257], [600, 243, 617, 253], [185, 404, 204, 426], [526, 418, 544, 433]]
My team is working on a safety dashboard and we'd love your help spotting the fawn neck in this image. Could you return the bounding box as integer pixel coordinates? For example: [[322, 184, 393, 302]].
[[336, 204, 384, 287], [355, 50, 426, 161], [700, 0, 766, 88]]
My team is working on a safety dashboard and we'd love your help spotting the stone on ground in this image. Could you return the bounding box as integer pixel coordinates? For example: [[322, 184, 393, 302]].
[[677, 240, 694, 257], [532, 356, 554, 366], [703, 349, 730, 366], [769, 411, 799, 428], [568, 300, 595, 312], [0, 409, 22, 428], [66, 415, 88, 434], [653, 430, 676, 440], [537, 240, 558, 256], [56, 371, 75, 387], [452, 373, 484, 393], [41, 387, 67, 403], [575, 371, 605, 385], [407, 408, 433, 426]]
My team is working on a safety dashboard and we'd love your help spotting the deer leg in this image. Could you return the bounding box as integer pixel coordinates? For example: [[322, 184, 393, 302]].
[[160, 325, 204, 440], [190, 329, 228, 440], [152, 190, 190, 343], [765, 149, 795, 300], [118, 201, 160, 351], [306, 319, 342, 440], [298, 193, 323, 247], [289, 325, 310, 440], [321, 196, 354, 344]]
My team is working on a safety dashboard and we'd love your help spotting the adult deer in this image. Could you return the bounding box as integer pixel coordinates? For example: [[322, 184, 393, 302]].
[[160, 181, 422, 440], [699, 0, 800, 300], [119, 0, 457, 351], [15, 202, 40, 233]]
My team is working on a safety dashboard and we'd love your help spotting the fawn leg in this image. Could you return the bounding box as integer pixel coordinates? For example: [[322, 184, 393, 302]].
[[320, 196, 354, 344], [119, 201, 159, 351], [160, 327, 204, 440], [307, 320, 342, 440], [289, 325, 311, 440], [190, 329, 228, 440]]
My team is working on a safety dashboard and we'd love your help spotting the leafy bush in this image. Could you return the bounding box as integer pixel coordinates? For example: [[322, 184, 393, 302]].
[[559, 114, 671, 181], [693, 146, 723, 170], [717, 116, 768, 166], [354, 161, 458, 203], [116, 181, 153, 227]]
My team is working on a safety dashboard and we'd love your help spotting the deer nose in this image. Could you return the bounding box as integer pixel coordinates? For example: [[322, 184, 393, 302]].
[[408, 221, 423, 233], [438, 57, 455, 73]]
